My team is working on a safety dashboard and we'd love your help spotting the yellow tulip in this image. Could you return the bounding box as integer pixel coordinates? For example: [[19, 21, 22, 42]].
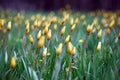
[[29, 35, 33, 44], [60, 26, 66, 36], [38, 36, 45, 48], [47, 29, 51, 40], [97, 29, 102, 39], [56, 43, 63, 56], [37, 30, 41, 40], [65, 35, 70, 44], [10, 57, 16, 69], [97, 42, 101, 52], [7, 21, 11, 31]]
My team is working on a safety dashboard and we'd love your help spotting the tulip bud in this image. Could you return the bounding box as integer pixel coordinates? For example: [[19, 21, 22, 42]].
[[54, 24, 57, 30], [71, 47, 76, 56], [87, 25, 92, 34], [70, 18, 74, 27], [75, 18, 79, 25], [60, 26, 66, 36], [107, 28, 111, 35], [109, 20, 115, 29], [44, 26, 49, 35], [97, 42, 101, 52], [80, 15, 85, 20], [56, 43, 63, 56], [71, 24, 76, 31], [25, 20, 29, 27], [97, 29, 102, 39], [7, 21, 11, 31], [34, 20, 38, 28], [65, 35, 70, 44], [38, 36, 45, 48], [42, 48, 47, 57], [26, 23, 29, 34], [67, 42, 73, 55], [10, 57, 16, 69], [37, 30, 41, 40], [47, 29, 51, 40], [118, 33, 120, 39], [29, 35, 33, 44], [0, 19, 5, 29]]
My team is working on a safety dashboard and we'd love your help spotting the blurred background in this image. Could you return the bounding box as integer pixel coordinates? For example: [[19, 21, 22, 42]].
[[0, 0, 120, 11]]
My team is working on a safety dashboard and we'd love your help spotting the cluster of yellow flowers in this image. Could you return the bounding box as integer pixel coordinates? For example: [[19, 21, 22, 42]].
[[0, 10, 119, 69]]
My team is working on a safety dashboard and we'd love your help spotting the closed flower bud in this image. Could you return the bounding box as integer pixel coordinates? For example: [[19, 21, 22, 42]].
[[118, 33, 120, 39], [75, 18, 79, 25], [38, 36, 45, 48], [80, 15, 85, 20], [107, 28, 111, 35], [25, 20, 29, 27], [51, 17, 57, 23], [70, 18, 74, 27], [29, 35, 33, 44], [87, 25, 92, 34], [34, 20, 38, 28], [97, 42, 101, 52], [0, 19, 5, 29], [71, 24, 76, 31], [60, 26, 66, 36], [10, 57, 16, 69], [109, 20, 115, 29], [44, 26, 49, 35], [54, 24, 57, 30], [26, 23, 29, 34], [42, 16, 46, 22], [42, 48, 47, 57], [37, 30, 41, 40], [71, 47, 76, 56], [7, 21, 11, 31], [101, 18, 107, 26], [56, 43, 63, 56], [65, 35, 70, 44], [47, 29, 51, 40], [97, 29, 102, 39], [67, 42, 73, 55]]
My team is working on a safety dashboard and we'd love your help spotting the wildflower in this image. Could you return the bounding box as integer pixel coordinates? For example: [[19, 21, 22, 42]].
[[54, 24, 57, 30], [25, 23, 29, 34], [44, 26, 49, 35], [42, 48, 47, 57], [47, 29, 51, 40], [38, 36, 45, 48], [60, 26, 66, 36], [97, 42, 101, 52], [65, 35, 70, 44], [37, 30, 41, 40], [56, 43, 63, 56], [29, 35, 33, 44], [97, 29, 102, 39], [107, 28, 111, 35], [71, 24, 76, 31], [75, 18, 79, 25], [71, 47, 76, 56], [67, 42, 73, 55], [7, 21, 11, 31], [10, 57, 16, 69], [87, 25, 92, 34], [109, 20, 115, 29]]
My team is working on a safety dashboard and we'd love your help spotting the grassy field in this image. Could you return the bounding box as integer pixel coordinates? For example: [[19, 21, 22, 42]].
[[0, 9, 120, 80]]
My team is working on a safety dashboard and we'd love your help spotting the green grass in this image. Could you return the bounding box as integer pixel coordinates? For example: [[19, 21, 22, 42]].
[[0, 9, 120, 80]]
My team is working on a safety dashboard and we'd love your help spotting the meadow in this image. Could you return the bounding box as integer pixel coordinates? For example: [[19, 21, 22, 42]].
[[0, 9, 120, 80]]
